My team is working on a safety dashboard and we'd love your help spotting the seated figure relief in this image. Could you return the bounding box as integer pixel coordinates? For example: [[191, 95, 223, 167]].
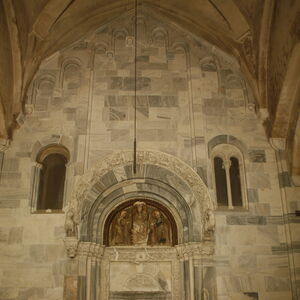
[[109, 201, 172, 246]]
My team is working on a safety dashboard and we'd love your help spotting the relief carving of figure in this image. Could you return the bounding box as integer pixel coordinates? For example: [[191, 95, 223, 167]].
[[65, 210, 78, 237], [111, 209, 131, 245], [131, 201, 149, 246], [204, 209, 215, 234], [149, 210, 170, 245], [108, 201, 173, 246]]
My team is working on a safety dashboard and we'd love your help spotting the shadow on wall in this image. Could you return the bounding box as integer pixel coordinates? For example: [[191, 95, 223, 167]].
[[244, 292, 259, 299]]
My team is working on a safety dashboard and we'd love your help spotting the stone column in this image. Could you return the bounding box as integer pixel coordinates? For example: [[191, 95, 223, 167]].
[[63, 237, 80, 300], [30, 162, 43, 210], [223, 158, 233, 209], [176, 242, 214, 300], [270, 138, 298, 299], [70, 242, 105, 300]]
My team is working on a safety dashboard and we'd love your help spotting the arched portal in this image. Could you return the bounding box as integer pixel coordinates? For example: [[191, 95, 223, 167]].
[[63, 151, 216, 299]]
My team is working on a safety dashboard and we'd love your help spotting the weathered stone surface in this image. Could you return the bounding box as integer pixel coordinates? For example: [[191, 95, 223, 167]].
[[265, 276, 290, 291], [247, 189, 258, 203], [0, 287, 18, 299], [278, 172, 292, 188], [0, 200, 20, 208], [8, 227, 23, 244], [63, 276, 78, 300], [226, 216, 267, 226]]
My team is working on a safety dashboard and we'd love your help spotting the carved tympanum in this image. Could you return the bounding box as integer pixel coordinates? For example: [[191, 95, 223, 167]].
[[108, 201, 173, 246]]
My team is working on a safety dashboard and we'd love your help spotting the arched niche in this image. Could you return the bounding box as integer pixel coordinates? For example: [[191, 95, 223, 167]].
[[71, 150, 215, 244], [84, 177, 189, 244], [103, 199, 178, 247]]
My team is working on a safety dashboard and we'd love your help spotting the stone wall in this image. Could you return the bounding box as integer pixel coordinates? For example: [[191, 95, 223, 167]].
[[0, 10, 298, 300]]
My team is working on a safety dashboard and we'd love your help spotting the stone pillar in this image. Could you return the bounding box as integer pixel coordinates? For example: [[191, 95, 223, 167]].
[[63, 237, 80, 300], [30, 162, 43, 210], [64, 242, 105, 300], [270, 138, 298, 299], [223, 158, 233, 209], [193, 259, 217, 300], [176, 242, 214, 300]]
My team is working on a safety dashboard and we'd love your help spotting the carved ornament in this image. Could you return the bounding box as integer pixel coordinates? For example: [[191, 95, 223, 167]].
[[63, 237, 79, 258], [77, 242, 105, 259], [175, 242, 214, 260], [72, 151, 215, 238]]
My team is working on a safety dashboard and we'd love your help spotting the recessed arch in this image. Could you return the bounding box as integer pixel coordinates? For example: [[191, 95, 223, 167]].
[[72, 150, 215, 244], [103, 198, 178, 246]]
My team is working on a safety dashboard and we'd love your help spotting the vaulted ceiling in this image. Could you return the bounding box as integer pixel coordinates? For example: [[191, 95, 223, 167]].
[[0, 0, 299, 178]]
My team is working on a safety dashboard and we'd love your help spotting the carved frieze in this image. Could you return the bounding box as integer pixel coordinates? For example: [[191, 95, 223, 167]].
[[77, 242, 105, 259], [175, 242, 214, 260]]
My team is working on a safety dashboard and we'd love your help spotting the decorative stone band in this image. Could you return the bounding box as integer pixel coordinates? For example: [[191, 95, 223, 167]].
[[71, 150, 216, 238], [175, 242, 214, 260], [63, 240, 214, 261], [77, 242, 105, 259], [73, 150, 213, 213]]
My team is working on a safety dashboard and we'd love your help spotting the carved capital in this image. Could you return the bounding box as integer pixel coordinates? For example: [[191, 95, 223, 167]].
[[64, 237, 79, 258], [175, 242, 214, 260]]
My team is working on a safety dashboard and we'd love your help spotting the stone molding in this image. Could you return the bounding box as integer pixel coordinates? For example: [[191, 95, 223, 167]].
[[71, 150, 215, 238], [77, 242, 105, 259], [64, 240, 215, 261], [175, 242, 214, 260]]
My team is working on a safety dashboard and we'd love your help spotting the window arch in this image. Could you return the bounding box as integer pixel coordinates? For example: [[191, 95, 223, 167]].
[[211, 144, 247, 209], [31, 144, 70, 212]]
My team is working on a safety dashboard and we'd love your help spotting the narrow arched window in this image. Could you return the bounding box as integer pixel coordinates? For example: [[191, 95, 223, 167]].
[[63, 64, 81, 90], [31, 145, 70, 212], [211, 144, 248, 209], [37, 153, 67, 210], [229, 157, 243, 206], [214, 157, 228, 206]]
